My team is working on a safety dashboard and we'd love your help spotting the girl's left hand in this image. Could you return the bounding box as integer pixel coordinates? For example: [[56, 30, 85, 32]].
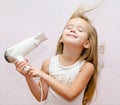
[[26, 66, 42, 77]]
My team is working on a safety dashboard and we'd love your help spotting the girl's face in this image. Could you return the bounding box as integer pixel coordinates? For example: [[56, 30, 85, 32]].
[[61, 18, 89, 48]]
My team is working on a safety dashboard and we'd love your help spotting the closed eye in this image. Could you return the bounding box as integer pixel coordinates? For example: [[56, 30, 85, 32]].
[[78, 29, 83, 32], [77, 26, 85, 32], [65, 24, 73, 30]]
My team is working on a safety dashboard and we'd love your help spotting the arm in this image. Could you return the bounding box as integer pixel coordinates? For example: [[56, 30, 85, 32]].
[[25, 75, 48, 101], [14, 60, 49, 101], [28, 61, 94, 101]]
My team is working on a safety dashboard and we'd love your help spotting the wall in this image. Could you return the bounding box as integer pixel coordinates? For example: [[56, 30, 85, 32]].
[[0, 0, 120, 105]]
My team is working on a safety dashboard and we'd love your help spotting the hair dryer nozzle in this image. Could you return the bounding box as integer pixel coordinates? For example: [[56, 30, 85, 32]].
[[33, 31, 47, 46]]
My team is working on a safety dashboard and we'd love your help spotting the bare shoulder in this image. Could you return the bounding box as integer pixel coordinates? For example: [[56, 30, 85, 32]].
[[81, 61, 94, 75], [41, 58, 51, 74], [83, 62, 94, 70]]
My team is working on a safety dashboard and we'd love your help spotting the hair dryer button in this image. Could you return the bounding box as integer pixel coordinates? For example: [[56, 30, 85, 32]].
[[24, 66, 30, 71]]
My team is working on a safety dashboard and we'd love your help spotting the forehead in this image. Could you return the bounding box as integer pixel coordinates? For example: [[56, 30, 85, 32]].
[[67, 18, 88, 30]]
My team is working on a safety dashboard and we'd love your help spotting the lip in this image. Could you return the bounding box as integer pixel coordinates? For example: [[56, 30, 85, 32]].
[[66, 34, 78, 38]]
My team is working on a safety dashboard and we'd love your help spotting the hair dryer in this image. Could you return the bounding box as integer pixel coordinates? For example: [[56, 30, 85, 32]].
[[4, 31, 46, 101], [4, 31, 47, 65]]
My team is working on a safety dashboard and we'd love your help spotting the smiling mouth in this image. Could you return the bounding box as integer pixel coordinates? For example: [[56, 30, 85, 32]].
[[66, 34, 78, 38]]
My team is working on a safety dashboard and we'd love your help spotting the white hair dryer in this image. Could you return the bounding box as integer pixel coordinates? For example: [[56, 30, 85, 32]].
[[4, 31, 46, 101], [4, 31, 47, 65]]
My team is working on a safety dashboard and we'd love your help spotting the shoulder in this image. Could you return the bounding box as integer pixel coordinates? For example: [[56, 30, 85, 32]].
[[80, 61, 94, 76], [41, 55, 58, 74], [42, 58, 51, 66], [41, 58, 51, 74], [83, 62, 94, 70]]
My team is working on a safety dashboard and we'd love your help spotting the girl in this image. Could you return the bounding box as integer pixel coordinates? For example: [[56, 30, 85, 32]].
[[14, 7, 98, 105]]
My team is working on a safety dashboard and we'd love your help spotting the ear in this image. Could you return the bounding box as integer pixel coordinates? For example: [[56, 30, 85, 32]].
[[84, 40, 90, 48]]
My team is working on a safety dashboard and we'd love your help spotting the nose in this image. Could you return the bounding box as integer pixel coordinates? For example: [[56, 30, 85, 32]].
[[70, 30, 75, 33], [70, 28, 76, 33]]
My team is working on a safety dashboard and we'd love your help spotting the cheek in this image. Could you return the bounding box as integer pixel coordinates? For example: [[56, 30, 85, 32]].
[[60, 30, 67, 41], [77, 35, 88, 45], [80, 33, 88, 40], [63, 29, 69, 34], [59, 33, 65, 42]]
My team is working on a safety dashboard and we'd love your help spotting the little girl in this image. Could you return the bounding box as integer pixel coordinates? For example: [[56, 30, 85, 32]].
[[14, 7, 98, 105]]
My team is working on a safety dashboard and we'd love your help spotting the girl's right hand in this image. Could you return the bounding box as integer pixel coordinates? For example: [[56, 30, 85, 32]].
[[14, 60, 30, 77]]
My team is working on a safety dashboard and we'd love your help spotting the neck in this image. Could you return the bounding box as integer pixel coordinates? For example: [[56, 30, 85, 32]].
[[59, 45, 83, 66]]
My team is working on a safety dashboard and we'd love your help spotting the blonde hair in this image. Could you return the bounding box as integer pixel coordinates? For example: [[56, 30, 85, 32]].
[[56, 8, 98, 105]]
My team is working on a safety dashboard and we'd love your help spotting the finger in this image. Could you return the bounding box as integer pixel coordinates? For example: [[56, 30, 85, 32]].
[[14, 60, 21, 65], [15, 63, 28, 73], [29, 71, 38, 77], [17, 62, 28, 68], [27, 69, 35, 76], [31, 72, 37, 77], [23, 66, 30, 72], [25, 59, 29, 63]]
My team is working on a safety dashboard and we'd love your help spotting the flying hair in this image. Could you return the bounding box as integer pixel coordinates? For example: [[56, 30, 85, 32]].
[[77, 0, 104, 14]]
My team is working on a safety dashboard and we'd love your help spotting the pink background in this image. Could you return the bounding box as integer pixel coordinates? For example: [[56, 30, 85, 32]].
[[0, 0, 120, 105]]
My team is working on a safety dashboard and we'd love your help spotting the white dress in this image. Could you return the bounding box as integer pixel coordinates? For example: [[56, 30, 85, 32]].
[[44, 55, 86, 105]]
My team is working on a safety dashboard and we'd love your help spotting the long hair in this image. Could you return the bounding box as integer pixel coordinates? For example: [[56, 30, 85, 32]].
[[56, 9, 98, 105]]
